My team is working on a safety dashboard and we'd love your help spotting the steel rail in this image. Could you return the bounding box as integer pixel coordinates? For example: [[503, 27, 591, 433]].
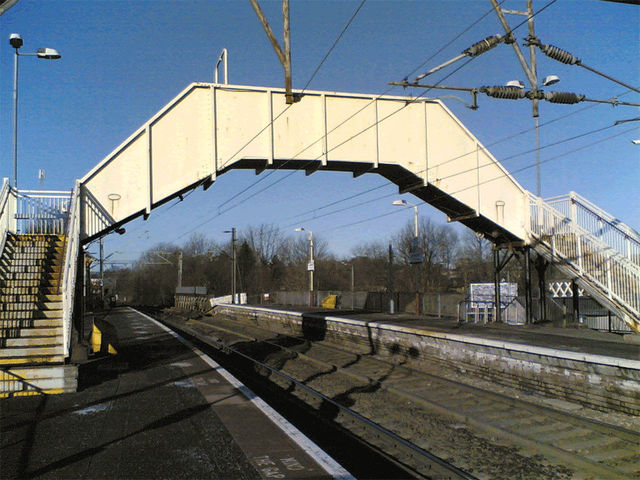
[[190, 315, 639, 478], [160, 315, 476, 480]]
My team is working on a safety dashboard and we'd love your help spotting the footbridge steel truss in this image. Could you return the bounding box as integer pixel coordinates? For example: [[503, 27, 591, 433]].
[[66, 83, 640, 333]]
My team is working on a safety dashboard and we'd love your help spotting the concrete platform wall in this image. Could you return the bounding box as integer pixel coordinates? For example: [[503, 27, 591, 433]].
[[216, 305, 640, 416]]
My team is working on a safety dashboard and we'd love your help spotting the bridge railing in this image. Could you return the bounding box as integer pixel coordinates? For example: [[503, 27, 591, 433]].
[[14, 189, 71, 235], [61, 182, 81, 357], [545, 191, 640, 267], [528, 193, 639, 326], [0, 179, 13, 259]]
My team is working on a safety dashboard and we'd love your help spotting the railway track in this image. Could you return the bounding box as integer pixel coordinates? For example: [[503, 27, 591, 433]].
[[160, 311, 640, 480]]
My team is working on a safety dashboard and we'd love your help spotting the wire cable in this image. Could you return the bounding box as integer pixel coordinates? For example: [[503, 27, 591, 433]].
[[318, 126, 635, 235]]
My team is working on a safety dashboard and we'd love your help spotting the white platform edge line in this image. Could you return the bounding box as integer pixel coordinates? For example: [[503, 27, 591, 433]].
[[220, 305, 640, 370], [131, 307, 355, 480]]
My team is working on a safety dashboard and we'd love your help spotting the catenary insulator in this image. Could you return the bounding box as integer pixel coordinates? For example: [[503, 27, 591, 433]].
[[544, 91, 585, 104], [464, 34, 503, 57], [540, 44, 580, 65], [480, 86, 526, 100]]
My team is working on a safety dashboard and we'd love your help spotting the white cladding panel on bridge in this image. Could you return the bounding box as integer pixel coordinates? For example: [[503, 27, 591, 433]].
[[272, 93, 325, 160], [477, 145, 525, 237], [377, 99, 427, 176], [426, 106, 480, 214], [83, 130, 149, 226], [326, 97, 378, 163], [216, 89, 271, 168], [151, 87, 213, 204], [79, 83, 528, 242]]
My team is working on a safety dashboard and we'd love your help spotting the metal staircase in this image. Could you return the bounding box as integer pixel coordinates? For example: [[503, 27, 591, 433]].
[[0, 234, 77, 395], [0, 181, 80, 396], [527, 192, 639, 332]]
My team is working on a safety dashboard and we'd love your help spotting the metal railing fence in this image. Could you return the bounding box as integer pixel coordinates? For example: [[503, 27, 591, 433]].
[[528, 193, 639, 327], [0, 179, 12, 261], [14, 189, 72, 235], [61, 183, 81, 357], [545, 191, 640, 267], [458, 297, 525, 325], [0, 180, 79, 358]]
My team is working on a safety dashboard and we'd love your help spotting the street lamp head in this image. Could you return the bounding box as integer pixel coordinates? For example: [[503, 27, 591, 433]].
[[392, 199, 407, 207], [505, 80, 525, 89], [542, 75, 560, 87], [9, 33, 23, 49], [36, 47, 61, 59], [294, 227, 305, 232], [632, 139, 640, 145]]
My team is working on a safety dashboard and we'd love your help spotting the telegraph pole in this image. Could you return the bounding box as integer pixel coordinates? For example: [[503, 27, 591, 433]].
[[388, 244, 395, 314], [99, 237, 104, 302], [231, 228, 237, 303], [177, 251, 183, 289]]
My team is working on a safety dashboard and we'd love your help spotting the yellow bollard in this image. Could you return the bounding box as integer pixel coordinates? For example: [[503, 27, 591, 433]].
[[91, 324, 102, 353], [321, 294, 337, 309]]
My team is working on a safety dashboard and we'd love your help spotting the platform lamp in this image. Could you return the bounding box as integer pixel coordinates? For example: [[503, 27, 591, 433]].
[[393, 199, 421, 315], [295, 227, 314, 307], [10, 33, 61, 189]]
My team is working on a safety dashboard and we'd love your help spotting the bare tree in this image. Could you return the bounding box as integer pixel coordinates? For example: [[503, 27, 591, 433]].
[[243, 224, 286, 264]]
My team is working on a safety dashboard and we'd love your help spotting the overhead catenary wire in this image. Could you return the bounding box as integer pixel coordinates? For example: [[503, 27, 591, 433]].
[[212, 0, 511, 211], [277, 122, 628, 231], [121, 0, 559, 251], [175, 106, 621, 244], [206, 0, 557, 213], [317, 126, 636, 236], [167, 1, 517, 242], [278, 89, 633, 224], [108, 0, 370, 252]]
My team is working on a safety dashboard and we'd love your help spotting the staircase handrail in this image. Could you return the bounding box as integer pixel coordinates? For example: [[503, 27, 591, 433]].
[[0, 179, 12, 261], [544, 191, 640, 264], [528, 193, 639, 321], [61, 182, 81, 357]]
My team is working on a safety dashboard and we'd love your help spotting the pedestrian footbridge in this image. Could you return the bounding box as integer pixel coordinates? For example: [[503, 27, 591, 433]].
[[1, 83, 638, 394]]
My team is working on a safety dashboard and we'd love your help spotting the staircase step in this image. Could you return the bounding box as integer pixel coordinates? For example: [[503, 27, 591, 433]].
[[0, 355, 66, 365], [0, 286, 61, 296], [0, 345, 64, 359], [1, 301, 63, 311], [0, 364, 77, 396], [5, 264, 62, 273], [0, 294, 61, 303], [4, 335, 63, 348], [3, 273, 61, 282], [0, 327, 62, 338], [1, 280, 60, 289], [0, 319, 63, 329], [0, 310, 62, 320]]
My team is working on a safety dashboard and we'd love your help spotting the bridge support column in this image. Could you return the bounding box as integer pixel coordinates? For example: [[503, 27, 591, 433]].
[[535, 255, 549, 322], [572, 280, 580, 324], [493, 248, 515, 324], [494, 249, 501, 324], [524, 248, 533, 325]]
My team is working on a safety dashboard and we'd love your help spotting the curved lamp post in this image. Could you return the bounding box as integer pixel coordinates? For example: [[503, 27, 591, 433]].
[[10, 33, 61, 189], [393, 199, 421, 314], [295, 227, 314, 307]]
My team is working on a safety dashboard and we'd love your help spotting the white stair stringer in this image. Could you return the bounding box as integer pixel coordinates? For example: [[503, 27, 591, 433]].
[[527, 194, 639, 332]]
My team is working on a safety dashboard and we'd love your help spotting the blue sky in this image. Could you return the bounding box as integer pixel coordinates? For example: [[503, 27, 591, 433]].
[[1, 0, 638, 263]]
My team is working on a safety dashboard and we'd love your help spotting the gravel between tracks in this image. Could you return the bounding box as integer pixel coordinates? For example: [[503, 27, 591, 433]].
[[158, 309, 611, 479]]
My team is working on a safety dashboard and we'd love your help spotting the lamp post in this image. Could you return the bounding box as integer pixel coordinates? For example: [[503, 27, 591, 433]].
[[10, 34, 61, 189], [295, 227, 314, 307], [393, 199, 421, 315], [341, 261, 355, 310], [224, 228, 237, 303]]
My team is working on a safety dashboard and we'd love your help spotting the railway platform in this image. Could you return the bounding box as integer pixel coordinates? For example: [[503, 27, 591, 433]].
[[263, 304, 640, 364], [0, 307, 350, 480]]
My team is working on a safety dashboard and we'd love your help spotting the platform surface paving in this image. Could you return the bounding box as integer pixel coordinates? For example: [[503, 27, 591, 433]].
[[0, 307, 343, 479]]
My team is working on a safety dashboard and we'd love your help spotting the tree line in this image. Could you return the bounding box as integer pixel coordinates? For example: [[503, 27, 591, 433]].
[[103, 218, 513, 306]]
